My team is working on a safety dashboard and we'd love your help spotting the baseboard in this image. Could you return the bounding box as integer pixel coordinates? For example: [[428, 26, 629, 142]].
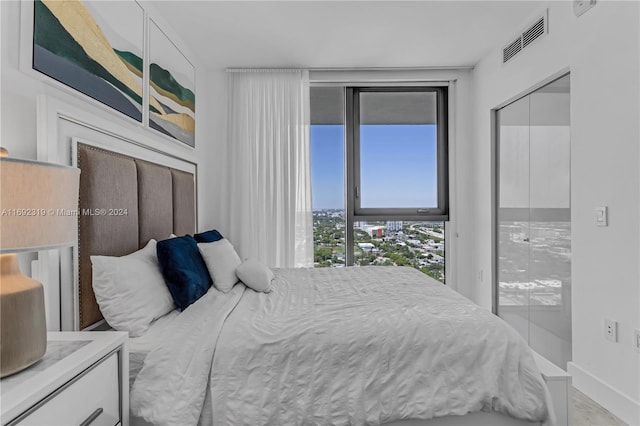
[[567, 361, 640, 426]]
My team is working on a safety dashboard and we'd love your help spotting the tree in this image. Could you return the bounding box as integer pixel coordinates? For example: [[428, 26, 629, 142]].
[[314, 246, 334, 262], [354, 229, 371, 243]]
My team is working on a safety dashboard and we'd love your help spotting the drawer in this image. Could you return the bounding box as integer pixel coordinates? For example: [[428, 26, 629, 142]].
[[18, 353, 120, 426]]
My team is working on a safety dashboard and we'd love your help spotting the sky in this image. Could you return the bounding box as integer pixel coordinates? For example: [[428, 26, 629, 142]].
[[310, 124, 438, 210]]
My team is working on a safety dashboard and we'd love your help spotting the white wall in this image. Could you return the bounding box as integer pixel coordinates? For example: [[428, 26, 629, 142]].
[[471, 1, 640, 423]]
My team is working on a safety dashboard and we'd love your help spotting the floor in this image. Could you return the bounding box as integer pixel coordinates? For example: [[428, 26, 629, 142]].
[[573, 388, 626, 426]]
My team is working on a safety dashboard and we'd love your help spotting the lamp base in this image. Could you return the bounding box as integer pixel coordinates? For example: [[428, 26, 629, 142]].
[[0, 254, 47, 378]]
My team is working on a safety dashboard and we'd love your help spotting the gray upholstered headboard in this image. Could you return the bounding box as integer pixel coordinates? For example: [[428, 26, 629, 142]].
[[77, 143, 196, 330]]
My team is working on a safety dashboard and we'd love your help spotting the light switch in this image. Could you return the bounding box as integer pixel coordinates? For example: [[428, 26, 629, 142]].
[[595, 206, 608, 227]]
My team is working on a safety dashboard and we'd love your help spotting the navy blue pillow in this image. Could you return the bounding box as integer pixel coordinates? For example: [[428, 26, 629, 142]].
[[194, 229, 224, 243], [156, 235, 212, 310]]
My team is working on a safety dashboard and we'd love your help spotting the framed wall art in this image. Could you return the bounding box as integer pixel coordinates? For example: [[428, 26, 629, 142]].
[[148, 19, 196, 147], [32, 0, 145, 122]]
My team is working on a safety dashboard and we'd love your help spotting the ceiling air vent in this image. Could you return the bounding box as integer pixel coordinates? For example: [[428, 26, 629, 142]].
[[502, 10, 548, 64], [503, 37, 522, 63], [522, 16, 546, 48]]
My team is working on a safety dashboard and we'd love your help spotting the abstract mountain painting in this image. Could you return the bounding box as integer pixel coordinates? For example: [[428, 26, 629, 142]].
[[33, 0, 144, 122], [148, 20, 196, 147]]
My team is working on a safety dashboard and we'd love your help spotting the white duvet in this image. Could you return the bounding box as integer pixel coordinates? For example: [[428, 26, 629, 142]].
[[131, 266, 553, 426]]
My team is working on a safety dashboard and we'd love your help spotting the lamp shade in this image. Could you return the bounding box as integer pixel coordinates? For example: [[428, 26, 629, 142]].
[[0, 158, 80, 252]]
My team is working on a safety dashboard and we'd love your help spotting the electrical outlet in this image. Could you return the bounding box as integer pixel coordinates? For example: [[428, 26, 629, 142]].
[[604, 318, 617, 342], [634, 329, 640, 353]]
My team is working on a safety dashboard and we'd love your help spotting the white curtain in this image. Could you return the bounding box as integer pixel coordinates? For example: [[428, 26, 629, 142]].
[[225, 69, 313, 268]]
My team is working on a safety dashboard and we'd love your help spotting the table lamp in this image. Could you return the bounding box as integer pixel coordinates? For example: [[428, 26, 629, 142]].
[[0, 149, 80, 377]]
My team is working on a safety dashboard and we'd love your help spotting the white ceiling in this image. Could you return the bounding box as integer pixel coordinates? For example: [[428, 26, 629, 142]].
[[149, 1, 545, 70]]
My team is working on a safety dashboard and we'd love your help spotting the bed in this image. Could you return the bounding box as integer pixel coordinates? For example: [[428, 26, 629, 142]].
[[74, 141, 557, 426]]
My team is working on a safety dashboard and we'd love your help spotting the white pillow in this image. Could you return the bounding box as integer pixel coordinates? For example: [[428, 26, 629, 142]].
[[91, 239, 174, 337], [236, 259, 274, 293], [197, 239, 241, 293]]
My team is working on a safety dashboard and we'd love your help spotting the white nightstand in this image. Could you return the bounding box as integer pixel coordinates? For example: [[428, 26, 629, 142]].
[[1, 331, 128, 426]]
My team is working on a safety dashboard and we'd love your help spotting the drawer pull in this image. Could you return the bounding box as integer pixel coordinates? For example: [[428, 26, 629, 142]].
[[79, 408, 103, 426]]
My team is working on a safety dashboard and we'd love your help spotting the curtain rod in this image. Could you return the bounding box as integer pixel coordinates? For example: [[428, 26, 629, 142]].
[[309, 66, 474, 71], [226, 65, 474, 72]]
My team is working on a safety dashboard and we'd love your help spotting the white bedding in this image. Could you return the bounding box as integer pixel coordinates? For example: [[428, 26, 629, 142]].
[[131, 266, 554, 426], [128, 310, 180, 388]]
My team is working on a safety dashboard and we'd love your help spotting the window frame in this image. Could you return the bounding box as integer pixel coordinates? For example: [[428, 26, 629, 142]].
[[346, 86, 449, 222]]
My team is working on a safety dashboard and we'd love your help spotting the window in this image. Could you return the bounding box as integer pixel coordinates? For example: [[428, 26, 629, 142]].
[[311, 86, 345, 268], [348, 88, 449, 219], [310, 85, 449, 282]]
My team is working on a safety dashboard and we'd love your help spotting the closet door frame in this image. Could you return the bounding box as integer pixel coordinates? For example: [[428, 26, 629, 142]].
[[491, 68, 570, 315]]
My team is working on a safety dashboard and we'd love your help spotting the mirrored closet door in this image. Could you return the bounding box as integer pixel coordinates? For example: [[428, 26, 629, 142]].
[[496, 74, 571, 369]]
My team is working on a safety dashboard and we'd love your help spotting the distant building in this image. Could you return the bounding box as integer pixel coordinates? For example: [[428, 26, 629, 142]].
[[365, 226, 384, 238], [427, 241, 444, 251], [354, 222, 386, 238], [386, 221, 403, 232], [358, 243, 375, 252]]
